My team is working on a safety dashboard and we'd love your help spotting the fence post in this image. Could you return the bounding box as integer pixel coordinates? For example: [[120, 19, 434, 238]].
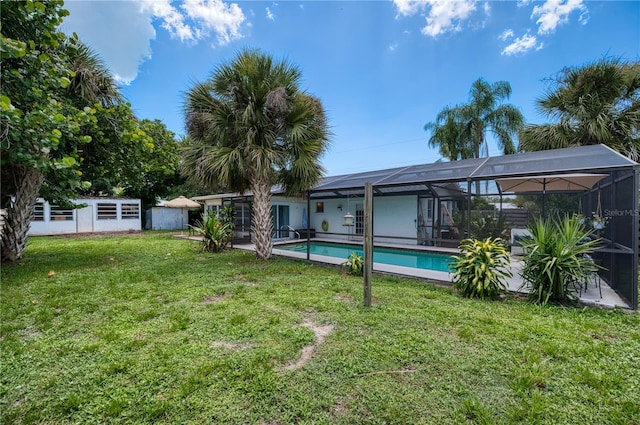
[[363, 182, 373, 307]]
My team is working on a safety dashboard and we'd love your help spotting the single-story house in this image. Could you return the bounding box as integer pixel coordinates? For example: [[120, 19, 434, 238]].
[[28, 197, 142, 236], [194, 145, 639, 309]]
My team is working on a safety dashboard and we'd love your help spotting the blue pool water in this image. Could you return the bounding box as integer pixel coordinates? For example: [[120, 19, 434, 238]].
[[276, 242, 454, 272]]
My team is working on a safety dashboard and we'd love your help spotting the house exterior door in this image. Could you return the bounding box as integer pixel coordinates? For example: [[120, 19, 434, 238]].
[[271, 205, 290, 239], [417, 197, 434, 245]]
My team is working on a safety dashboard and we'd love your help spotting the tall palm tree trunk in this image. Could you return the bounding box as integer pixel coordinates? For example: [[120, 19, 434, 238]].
[[251, 177, 274, 260], [1, 166, 44, 262]]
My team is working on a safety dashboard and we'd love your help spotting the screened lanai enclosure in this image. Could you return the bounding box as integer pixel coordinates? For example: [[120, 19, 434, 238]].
[[304, 144, 639, 310]]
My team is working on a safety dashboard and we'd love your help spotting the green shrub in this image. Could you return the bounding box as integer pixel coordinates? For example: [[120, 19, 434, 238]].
[[190, 211, 233, 253], [450, 237, 512, 299], [470, 213, 508, 240], [341, 251, 363, 276], [519, 215, 600, 305], [219, 204, 236, 229]]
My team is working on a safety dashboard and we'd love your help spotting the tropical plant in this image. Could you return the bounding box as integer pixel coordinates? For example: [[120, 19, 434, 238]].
[[181, 49, 330, 260], [0, 3, 167, 262], [425, 78, 524, 162], [424, 112, 474, 161], [341, 251, 363, 276], [519, 215, 601, 305], [469, 213, 508, 240], [190, 211, 233, 253], [219, 204, 236, 229], [450, 237, 512, 299], [66, 41, 121, 106], [0, 0, 94, 262], [519, 57, 640, 161]]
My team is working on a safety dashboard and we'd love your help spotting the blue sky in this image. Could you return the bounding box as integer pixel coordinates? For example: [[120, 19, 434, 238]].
[[62, 0, 639, 176]]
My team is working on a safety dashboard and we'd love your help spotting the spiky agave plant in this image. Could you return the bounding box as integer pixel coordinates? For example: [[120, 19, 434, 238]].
[[519, 215, 600, 305], [190, 211, 233, 253]]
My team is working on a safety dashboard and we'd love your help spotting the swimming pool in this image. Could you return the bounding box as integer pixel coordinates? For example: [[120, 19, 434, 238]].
[[275, 242, 454, 272]]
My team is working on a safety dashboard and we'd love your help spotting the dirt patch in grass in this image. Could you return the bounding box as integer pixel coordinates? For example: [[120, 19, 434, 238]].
[[336, 294, 354, 303], [202, 294, 227, 304], [210, 340, 253, 350], [331, 398, 350, 418], [283, 320, 334, 371]]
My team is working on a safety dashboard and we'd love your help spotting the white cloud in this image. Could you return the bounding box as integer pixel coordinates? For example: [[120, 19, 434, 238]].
[[392, 0, 485, 38], [62, 1, 155, 84], [499, 29, 514, 41], [389, 43, 399, 52], [501, 33, 543, 55], [531, 0, 586, 34], [393, 0, 428, 17], [422, 0, 477, 37], [266, 7, 275, 20], [61, 0, 246, 84], [180, 0, 245, 44], [142, 1, 194, 41]]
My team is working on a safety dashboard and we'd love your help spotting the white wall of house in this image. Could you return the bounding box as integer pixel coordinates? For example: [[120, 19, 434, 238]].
[[373, 195, 418, 244], [29, 198, 142, 236], [308, 195, 418, 244], [309, 198, 346, 240]]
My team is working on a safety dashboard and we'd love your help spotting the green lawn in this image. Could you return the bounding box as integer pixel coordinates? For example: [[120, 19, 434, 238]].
[[1, 233, 639, 424]]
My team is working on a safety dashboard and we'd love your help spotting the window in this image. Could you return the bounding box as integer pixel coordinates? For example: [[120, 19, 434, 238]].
[[121, 203, 140, 219], [97, 203, 117, 220], [32, 202, 45, 221], [427, 199, 434, 220], [355, 204, 364, 236], [315, 202, 324, 213], [50, 206, 73, 221]]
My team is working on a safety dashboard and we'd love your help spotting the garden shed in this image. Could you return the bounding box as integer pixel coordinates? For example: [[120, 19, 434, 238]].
[[29, 198, 142, 235]]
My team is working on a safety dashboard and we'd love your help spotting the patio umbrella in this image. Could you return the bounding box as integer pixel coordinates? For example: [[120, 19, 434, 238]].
[[495, 173, 607, 217], [163, 196, 201, 234]]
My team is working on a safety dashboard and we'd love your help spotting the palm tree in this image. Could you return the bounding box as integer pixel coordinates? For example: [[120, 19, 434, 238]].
[[181, 49, 330, 260], [424, 108, 474, 161], [457, 78, 523, 158], [66, 41, 121, 107], [519, 58, 640, 161], [426, 79, 523, 162]]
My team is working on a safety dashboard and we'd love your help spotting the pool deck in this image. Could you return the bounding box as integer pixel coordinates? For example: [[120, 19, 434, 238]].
[[235, 238, 632, 310]]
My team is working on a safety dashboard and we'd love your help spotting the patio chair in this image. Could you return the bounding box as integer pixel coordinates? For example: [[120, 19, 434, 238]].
[[510, 228, 531, 256], [578, 254, 602, 298]]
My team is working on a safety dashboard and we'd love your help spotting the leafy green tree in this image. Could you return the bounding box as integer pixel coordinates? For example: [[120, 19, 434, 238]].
[[519, 58, 640, 161], [181, 49, 330, 260], [426, 79, 524, 161], [120, 119, 182, 210], [1, 0, 94, 262], [1, 2, 178, 262]]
